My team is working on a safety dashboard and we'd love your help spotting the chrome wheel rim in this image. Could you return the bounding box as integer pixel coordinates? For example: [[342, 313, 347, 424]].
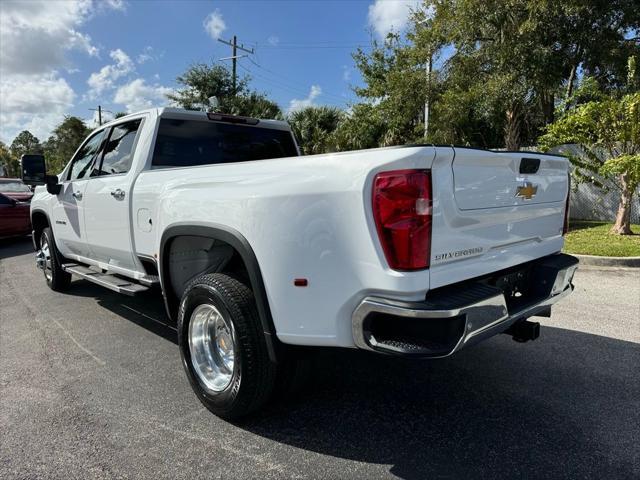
[[39, 234, 53, 282], [188, 303, 236, 393]]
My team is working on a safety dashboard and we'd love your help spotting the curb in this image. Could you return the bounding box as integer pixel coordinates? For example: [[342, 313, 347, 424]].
[[572, 253, 640, 268]]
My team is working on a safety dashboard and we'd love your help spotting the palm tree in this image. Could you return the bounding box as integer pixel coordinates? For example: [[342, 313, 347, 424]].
[[287, 106, 344, 155]]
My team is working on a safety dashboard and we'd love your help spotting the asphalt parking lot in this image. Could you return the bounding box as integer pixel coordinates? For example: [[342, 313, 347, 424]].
[[1, 237, 639, 479]]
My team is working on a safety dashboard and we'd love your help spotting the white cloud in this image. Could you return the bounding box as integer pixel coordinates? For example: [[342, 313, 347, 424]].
[[368, 0, 421, 38], [137, 46, 160, 64], [87, 49, 134, 97], [0, 0, 123, 142], [342, 65, 351, 82], [288, 85, 322, 113], [113, 78, 173, 112], [102, 0, 126, 11], [0, 75, 75, 142], [0, 0, 114, 76], [267, 35, 279, 46], [203, 9, 226, 40]]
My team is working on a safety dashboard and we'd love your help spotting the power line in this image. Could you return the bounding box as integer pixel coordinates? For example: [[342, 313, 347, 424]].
[[245, 38, 372, 46], [237, 63, 349, 108], [257, 45, 371, 50], [245, 57, 349, 103], [238, 63, 352, 106]]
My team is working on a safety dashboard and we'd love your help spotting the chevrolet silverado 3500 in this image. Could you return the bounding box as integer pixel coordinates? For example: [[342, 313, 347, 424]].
[[22, 108, 578, 419]]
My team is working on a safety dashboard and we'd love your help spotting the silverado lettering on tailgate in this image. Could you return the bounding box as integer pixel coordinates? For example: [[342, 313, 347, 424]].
[[434, 247, 484, 263]]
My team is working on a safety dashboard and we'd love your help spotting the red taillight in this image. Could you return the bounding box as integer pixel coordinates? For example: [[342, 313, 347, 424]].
[[563, 173, 571, 235], [372, 169, 432, 270]]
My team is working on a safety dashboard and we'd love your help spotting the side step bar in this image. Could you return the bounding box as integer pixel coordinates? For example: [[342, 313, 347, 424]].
[[61, 263, 149, 296]]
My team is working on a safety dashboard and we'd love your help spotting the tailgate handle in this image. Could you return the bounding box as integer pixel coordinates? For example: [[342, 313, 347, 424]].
[[520, 158, 540, 174]]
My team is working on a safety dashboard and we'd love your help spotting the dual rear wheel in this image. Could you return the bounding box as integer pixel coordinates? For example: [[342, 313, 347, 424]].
[[178, 273, 304, 420]]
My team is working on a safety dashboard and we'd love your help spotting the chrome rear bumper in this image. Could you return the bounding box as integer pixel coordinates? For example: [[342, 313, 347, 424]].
[[352, 253, 578, 358]]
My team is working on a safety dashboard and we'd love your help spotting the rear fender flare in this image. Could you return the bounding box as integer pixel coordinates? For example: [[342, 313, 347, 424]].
[[159, 223, 279, 363]]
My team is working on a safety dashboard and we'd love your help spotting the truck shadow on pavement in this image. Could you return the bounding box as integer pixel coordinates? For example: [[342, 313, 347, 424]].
[[62, 281, 178, 344], [246, 330, 639, 479]]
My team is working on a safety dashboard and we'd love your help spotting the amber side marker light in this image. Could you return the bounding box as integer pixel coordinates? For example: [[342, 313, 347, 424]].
[[293, 278, 308, 287]]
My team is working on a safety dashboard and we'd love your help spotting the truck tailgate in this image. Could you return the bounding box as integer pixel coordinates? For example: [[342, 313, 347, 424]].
[[453, 149, 567, 209], [429, 147, 569, 289]]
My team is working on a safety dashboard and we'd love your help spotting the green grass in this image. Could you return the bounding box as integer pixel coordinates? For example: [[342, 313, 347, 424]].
[[563, 221, 640, 257]]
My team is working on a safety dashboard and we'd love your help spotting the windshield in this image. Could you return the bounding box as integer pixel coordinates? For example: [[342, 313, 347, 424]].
[[0, 181, 31, 193], [152, 118, 298, 169]]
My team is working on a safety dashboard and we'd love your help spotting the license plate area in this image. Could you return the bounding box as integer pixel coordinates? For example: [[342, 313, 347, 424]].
[[489, 266, 534, 311]]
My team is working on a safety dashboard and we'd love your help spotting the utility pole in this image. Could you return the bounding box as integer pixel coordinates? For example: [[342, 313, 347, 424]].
[[416, 17, 433, 140], [424, 51, 432, 139], [89, 105, 112, 126], [218, 36, 254, 95]]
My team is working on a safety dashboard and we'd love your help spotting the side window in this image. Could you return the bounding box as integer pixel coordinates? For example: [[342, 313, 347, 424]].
[[94, 119, 142, 176], [67, 131, 106, 181]]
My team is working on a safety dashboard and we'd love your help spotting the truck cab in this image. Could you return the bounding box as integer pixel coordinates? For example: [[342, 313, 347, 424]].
[[30, 109, 298, 282]]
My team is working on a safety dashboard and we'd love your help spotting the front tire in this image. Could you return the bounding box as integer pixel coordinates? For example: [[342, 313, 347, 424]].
[[177, 273, 276, 420], [39, 227, 71, 292]]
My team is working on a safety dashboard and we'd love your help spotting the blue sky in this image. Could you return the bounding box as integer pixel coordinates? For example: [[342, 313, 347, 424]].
[[0, 0, 421, 144]]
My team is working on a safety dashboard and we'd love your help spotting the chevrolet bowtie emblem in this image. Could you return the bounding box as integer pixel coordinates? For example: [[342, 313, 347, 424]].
[[515, 182, 538, 200]]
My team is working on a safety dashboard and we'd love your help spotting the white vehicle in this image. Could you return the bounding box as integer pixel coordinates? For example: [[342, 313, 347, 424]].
[[23, 108, 578, 419]]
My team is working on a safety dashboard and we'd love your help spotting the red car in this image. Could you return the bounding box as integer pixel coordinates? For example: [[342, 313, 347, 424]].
[[0, 192, 31, 238], [0, 178, 34, 202]]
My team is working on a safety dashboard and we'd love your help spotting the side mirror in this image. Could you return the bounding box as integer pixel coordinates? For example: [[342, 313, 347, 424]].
[[20, 154, 46, 186], [19, 154, 62, 194], [45, 175, 62, 195]]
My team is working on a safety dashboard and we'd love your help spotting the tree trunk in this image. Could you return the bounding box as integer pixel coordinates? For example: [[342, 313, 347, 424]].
[[504, 104, 522, 150], [611, 173, 634, 235], [564, 47, 581, 112], [540, 91, 554, 125], [564, 64, 577, 110]]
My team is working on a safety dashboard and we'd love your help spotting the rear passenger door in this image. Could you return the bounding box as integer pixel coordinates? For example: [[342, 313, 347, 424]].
[[83, 118, 143, 271]]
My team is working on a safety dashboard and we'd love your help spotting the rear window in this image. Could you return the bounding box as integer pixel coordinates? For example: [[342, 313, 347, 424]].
[[152, 118, 298, 168], [0, 180, 30, 193]]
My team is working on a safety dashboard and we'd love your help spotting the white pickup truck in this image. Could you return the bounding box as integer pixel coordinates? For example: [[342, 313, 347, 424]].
[[23, 107, 578, 419]]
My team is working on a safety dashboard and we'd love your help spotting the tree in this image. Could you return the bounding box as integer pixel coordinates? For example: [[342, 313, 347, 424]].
[[167, 63, 247, 111], [114, 112, 127, 119], [539, 92, 639, 235], [412, 0, 639, 149], [226, 92, 283, 119], [331, 103, 387, 151], [350, 0, 640, 149], [10, 130, 42, 158], [167, 62, 284, 119], [0, 141, 15, 177], [43, 116, 91, 173], [287, 106, 343, 155], [352, 33, 428, 147], [9, 131, 42, 176]]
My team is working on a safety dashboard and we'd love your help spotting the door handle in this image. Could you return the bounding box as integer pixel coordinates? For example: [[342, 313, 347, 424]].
[[72, 191, 83, 200], [110, 189, 125, 200]]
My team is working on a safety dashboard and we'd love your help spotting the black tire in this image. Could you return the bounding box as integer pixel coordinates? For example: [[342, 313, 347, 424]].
[[40, 227, 71, 292], [177, 273, 277, 420]]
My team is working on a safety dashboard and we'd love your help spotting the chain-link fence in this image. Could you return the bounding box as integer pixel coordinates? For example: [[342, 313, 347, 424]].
[[528, 144, 640, 224], [569, 173, 640, 223]]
